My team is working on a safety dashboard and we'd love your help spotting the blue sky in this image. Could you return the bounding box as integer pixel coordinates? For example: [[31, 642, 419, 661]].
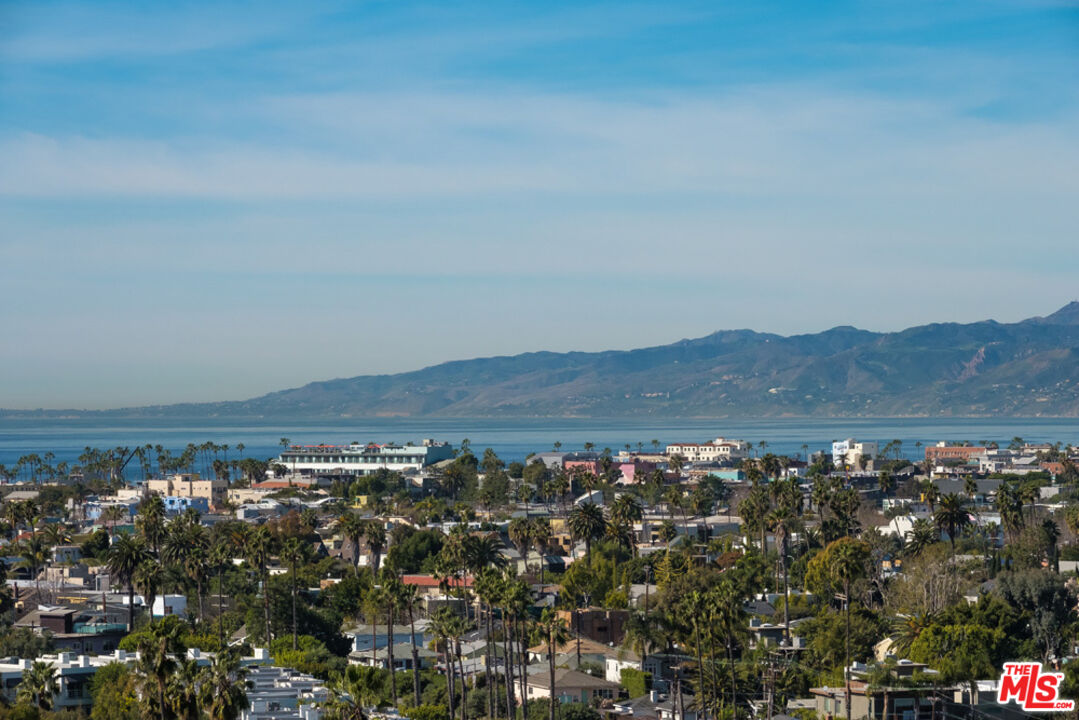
[[1, 0, 1078, 409]]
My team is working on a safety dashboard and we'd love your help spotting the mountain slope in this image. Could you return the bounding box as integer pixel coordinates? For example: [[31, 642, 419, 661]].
[[9, 303, 1079, 418]]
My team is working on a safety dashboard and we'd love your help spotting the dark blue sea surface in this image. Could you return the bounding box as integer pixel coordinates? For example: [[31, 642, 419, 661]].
[[1, 417, 1078, 470]]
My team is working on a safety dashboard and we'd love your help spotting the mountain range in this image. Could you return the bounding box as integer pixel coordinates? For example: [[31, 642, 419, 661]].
[[9, 303, 1079, 418]]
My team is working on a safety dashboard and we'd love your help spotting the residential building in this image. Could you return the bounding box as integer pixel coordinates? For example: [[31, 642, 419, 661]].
[[146, 473, 227, 510], [525, 667, 619, 705], [925, 443, 987, 464], [665, 438, 749, 463], [346, 621, 435, 655], [15, 606, 127, 654], [556, 608, 627, 645], [153, 594, 188, 619], [832, 439, 879, 469], [0, 650, 138, 710], [810, 660, 948, 720], [275, 439, 453, 477], [349, 642, 436, 671], [162, 496, 209, 515]]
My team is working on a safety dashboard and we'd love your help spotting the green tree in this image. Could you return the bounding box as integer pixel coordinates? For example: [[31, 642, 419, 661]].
[[107, 534, 152, 631], [200, 647, 250, 720], [280, 536, 311, 651], [534, 608, 570, 720], [16, 660, 58, 710], [568, 502, 606, 566]]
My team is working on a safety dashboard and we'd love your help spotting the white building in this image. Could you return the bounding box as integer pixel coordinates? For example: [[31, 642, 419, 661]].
[[665, 437, 749, 463], [152, 594, 188, 619], [276, 439, 454, 477], [242, 662, 329, 720], [0, 650, 138, 709], [832, 439, 878, 469]]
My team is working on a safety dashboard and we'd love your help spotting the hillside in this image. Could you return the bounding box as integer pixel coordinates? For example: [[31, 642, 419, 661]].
[[8, 303, 1079, 418]]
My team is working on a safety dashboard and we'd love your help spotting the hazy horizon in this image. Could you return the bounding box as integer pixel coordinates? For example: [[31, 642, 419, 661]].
[[2, 1, 1077, 409]]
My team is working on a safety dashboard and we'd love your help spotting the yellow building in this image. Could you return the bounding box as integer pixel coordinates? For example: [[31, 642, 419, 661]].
[[146, 473, 227, 510]]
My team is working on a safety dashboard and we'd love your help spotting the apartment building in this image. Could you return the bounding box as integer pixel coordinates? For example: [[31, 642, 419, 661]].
[[146, 473, 227, 510], [275, 439, 453, 477], [665, 437, 749, 463], [832, 439, 879, 468]]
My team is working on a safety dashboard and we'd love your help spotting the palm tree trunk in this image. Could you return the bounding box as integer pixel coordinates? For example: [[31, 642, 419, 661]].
[[504, 610, 516, 717], [261, 568, 272, 648], [706, 623, 720, 719], [128, 584, 135, 631], [457, 640, 467, 720], [218, 565, 225, 648], [444, 642, 456, 720], [726, 636, 736, 720], [409, 604, 421, 707], [782, 542, 791, 643], [548, 631, 557, 720], [845, 581, 852, 720], [371, 614, 378, 667], [485, 602, 495, 719], [387, 602, 397, 708], [692, 621, 706, 720], [516, 615, 528, 720], [291, 570, 298, 651]]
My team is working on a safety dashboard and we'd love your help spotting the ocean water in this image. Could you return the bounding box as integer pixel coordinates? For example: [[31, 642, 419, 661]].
[[1, 416, 1078, 470]]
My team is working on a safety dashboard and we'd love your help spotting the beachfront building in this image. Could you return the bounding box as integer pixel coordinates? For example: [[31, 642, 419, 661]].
[[924, 442, 987, 464], [145, 473, 228, 511], [665, 437, 749, 463], [275, 439, 454, 477], [832, 438, 879, 469]]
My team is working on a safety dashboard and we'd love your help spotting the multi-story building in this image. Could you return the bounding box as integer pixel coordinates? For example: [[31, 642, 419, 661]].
[[0, 650, 139, 710], [832, 439, 879, 468], [276, 439, 453, 477], [145, 473, 227, 510], [665, 437, 749, 463], [925, 443, 988, 464]]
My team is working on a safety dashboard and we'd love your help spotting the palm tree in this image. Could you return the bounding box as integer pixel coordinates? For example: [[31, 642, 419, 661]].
[[364, 520, 386, 575], [567, 502, 606, 566], [135, 620, 183, 720], [610, 493, 643, 528], [534, 608, 570, 720], [529, 518, 553, 580], [890, 611, 934, 657], [508, 517, 534, 572], [933, 494, 970, 555], [243, 526, 275, 646], [200, 647, 250, 720], [768, 504, 800, 641], [209, 537, 232, 646], [98, 504, 127, 540], [40, 523, 71, 550], [16, 534, 49, 600], [133, 560, 163, 622], [107, 534, 151, 630], [337, 514, 367, 576], [169, 658, 202, 720], [827, 539, 869, 720], [16, 660, 58, 710], [399, 583, 424, 707], [280, 536, 310, 651], [1041, 519, 1061, 572], [136, 495, 167, 553], [708, 580, 746, 718], [904, 518, 937, 557], [431, 607, 464, 720]]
